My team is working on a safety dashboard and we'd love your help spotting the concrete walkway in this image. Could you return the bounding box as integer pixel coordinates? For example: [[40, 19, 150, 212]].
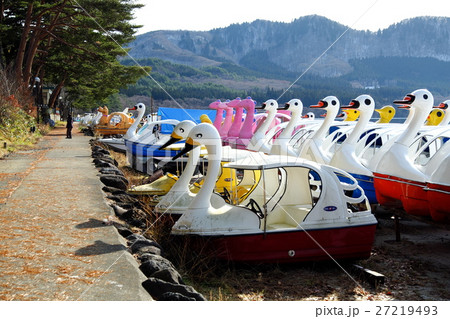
[[0, 124, 151, 301]]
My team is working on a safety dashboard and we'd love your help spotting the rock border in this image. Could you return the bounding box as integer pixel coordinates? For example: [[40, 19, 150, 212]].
[[90, 141, 206, 301]]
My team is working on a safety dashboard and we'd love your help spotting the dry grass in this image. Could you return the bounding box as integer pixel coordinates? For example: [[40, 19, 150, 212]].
[[106, 147, 149, 187]]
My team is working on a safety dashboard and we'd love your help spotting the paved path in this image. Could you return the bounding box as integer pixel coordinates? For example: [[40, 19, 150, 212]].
[[0, 124, 151, 301]]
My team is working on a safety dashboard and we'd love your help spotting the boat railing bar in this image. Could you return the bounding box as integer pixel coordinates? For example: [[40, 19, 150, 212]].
[[374, 175, 426, 188], [423, 187, 450, 195]]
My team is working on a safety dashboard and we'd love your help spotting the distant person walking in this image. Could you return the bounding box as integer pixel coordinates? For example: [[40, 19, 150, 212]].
[[66, 114, 73, 139]]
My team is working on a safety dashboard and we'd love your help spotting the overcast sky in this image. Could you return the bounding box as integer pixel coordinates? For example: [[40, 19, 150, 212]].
[[132, 0, 450, 34]]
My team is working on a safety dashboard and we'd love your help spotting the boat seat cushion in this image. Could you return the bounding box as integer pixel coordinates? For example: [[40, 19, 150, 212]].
[[265, 205, 311, 229]]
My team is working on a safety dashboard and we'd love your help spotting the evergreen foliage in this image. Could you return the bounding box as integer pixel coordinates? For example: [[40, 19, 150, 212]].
[[0, 0, 149, 112], [118, 55, 450, 109]]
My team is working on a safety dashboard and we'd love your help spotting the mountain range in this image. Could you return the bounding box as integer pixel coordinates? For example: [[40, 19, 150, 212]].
[[128, 15, 450, 77], [119, 15, 450, 109]]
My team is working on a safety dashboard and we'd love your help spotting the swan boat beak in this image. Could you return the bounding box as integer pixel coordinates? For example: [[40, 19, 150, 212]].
[[341, 99, 360, 110], [393, 94, 415, 109], [310, 100, 326, 108], [158, 131, 183, 150], [435, 102, 448, 109], [172, 137, 200, 160], [278, 102, 290, 110]]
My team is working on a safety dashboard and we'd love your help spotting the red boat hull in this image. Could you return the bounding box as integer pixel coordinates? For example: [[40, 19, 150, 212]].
[[172, 224, 377, 263], [400, 181, 429, 217], [373, 173, 404, 208], [427, 183, 450, 222], [374, 173, 430, 216]]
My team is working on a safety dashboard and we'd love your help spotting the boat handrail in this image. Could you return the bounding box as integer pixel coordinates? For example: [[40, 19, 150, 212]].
[[423, 187, 450, 195]]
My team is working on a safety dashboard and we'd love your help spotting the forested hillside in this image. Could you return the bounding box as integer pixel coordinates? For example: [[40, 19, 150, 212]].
[[117, 55, 450, 112]]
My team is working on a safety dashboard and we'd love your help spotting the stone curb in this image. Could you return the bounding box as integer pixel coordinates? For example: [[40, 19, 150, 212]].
[[91, 142, 206, 301]]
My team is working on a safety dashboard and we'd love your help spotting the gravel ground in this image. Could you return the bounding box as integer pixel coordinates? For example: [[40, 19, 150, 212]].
[[177, 211, 450, 301]]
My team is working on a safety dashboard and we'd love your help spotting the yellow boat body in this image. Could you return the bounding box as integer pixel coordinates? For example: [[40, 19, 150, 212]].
[[95, 112, 135, 136], [128, 173, 179, 195], [126, 162, 262, 207]]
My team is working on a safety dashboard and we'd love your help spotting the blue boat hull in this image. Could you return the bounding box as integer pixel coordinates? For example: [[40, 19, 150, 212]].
[[125, 140, 181, 158]]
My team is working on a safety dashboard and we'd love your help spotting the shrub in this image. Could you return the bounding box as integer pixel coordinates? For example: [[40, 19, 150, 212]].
[[0, 67, 41, 157]]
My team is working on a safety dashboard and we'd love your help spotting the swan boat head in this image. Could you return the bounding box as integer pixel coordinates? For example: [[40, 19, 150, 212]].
[[237, 96, 257, 142], [302, 112, 315, 120], [154, 120, 200, 215], [158, 120, 196, 150], [218, 100, 233, 137], [282, 98, 303, 115], [123, 102, 146, 140], [327, 95, 375, 179], [247, 99, 279, 153], [270, 98, 304, 156], [296, 96, 341, 163], [374, 89, 434, 181], [339, 94, 375, 145], [224, 97, 243, 142], [310, 96, 340, 120], [260, 99, 278, 111], [393, 88, 434, 146], [209, 99, 224, 130]]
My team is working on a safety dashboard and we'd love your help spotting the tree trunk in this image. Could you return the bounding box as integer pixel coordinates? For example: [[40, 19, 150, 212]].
[[15, 3, 34, 81], [22, 16, 44, 86], [23, 9, 60, 85], [48, 78, 65, 109]]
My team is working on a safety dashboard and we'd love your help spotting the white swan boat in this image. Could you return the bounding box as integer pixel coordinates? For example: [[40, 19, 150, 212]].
[[169, 123, 377, 263], [373, 89, 435, 209], [397, 126, 450, 221]]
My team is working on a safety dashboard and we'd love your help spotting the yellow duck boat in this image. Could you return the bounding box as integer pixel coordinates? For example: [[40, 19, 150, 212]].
[[95, 106, 135, 137], [425, 108, 445, 126], [374, 105, 396, 123]]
